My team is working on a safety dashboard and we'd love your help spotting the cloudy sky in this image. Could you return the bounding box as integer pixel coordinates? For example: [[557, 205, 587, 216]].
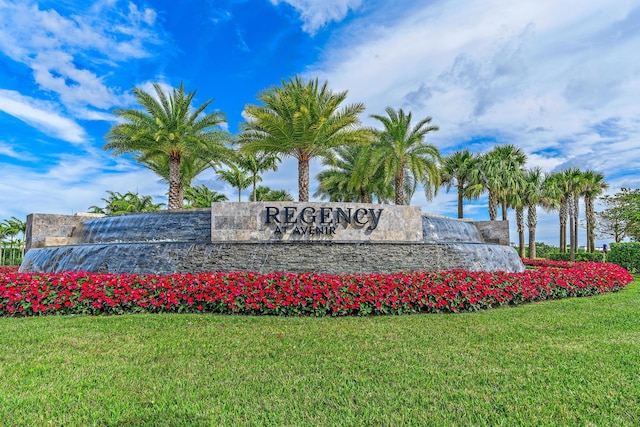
[[1, 0, 638, 247]]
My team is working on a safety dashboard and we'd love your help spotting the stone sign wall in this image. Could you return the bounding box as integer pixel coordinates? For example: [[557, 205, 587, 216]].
[[25, 212, 104, 251], [211, 202, 423, 243]]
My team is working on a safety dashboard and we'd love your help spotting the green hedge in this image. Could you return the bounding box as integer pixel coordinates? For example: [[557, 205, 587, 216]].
[[549, 252, 605, 262], [608, 242, 640, 273]]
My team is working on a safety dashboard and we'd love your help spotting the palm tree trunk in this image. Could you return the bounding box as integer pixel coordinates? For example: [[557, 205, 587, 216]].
[[516, 206, 525, 258], [395, 169, 404, 205], [488, 190, 498, 221], [298, 157, 310, 202], [559, 201, 567, 253], [457, 183, 464, 218], [527, 204, 537, 259], [568, 194, 575, 262], [501, 198, 508, 221], [252, 177, 257, 203], [573, 196, 580, 255], [168, 156, 183, 210], [585, 195, 595, 252]]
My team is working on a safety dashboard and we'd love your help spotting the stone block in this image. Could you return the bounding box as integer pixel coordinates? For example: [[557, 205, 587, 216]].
[[211, 202, 423, 243], [472, 220, 510, 245]]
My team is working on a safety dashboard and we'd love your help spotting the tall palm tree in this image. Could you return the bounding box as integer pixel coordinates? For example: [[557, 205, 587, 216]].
[[369, 107, 441, 205], [105, 82, 231, 210], [471, 145, 527, 221], [542, 172, 568, 253], [581, 170, 608, 252], [508, 189, 527, 258], [441, 149, 478, 218], [523, 167, 545, 259], [184, 184, 228, 208], [217, 164, 252, 202], [235, 152, 280, 202], [239, 75, 369, 201], [561, 168, 588, 261], [137, 151, 222, 203]]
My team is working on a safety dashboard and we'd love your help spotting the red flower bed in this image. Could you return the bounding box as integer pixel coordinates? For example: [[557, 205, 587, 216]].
[[0, 262, 633, 317], [0, 266, 19, 274]]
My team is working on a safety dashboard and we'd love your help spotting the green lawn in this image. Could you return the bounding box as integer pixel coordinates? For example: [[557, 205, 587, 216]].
[[1, 280, 639, 426]]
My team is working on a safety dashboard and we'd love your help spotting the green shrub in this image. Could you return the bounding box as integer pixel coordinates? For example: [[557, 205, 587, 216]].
[[608, 242, 640, 273], [512, 242, 561, 259], [549, 252, 605, 262], [534, 243, 560, 259]]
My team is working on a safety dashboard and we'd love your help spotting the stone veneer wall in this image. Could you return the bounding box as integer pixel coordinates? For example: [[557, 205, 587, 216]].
[[472, 220, 510, 246], [21, 241, 524, 274], [174, 242, 523, 274], [25, 213, 104, 251], [21, 208, 523, 274]]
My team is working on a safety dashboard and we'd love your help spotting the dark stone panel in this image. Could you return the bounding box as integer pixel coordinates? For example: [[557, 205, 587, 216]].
[[78, 210, 212, 244], [20, 241, 525, 275]]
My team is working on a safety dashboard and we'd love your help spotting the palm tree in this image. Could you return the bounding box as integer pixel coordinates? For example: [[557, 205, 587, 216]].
[[544, 170, 591, 258], [314, 168, 361, 202], [558, 168, 587, 261], [315, 145, 364, 203], [235, 152, 280, 202], [184, 184, 228, 208], [2, 217, 25, 265], [541, 172, 563, 252], [441, 149, 478, 218], [471, 145, 527, 221], [138, 152, 218, 203], [104, 82, 231, 210], [314, 144, 392, 203], [523, 167, 545, 259], [88, 191, 164, 215], [581, 170, 608, 252], [509, 189, 527, 258], [239, 75, 369, 201], [217, 164, 252, 202], [250, 186, 294, 201], [369, 107, 441, 205]]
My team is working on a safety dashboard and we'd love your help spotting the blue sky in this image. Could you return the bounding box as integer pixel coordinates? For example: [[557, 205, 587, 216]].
[[1, 0, 639, 247]]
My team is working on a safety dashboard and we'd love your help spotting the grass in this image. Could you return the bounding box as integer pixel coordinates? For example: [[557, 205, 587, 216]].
[[1, 280, 639, 426]]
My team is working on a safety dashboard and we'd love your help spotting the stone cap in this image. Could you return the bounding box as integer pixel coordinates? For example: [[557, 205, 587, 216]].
[[211, 202, 423, 243]]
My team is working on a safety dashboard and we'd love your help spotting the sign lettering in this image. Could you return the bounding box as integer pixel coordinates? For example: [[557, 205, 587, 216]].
[[265, 206, 383, 232]]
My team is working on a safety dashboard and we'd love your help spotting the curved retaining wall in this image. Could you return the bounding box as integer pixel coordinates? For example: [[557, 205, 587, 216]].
[[20, 240, 524, 275], [20, 207, 525, 274]]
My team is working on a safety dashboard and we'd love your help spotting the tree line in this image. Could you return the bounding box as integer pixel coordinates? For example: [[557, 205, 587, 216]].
[[596, 188, 640, 242], [100, 76, 613, 261], [0, 217, 26, 266]]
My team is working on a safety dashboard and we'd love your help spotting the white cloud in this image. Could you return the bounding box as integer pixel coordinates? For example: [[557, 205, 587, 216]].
[[307, 0, 640, 184], [289, 0, 640, 246], [0, 89, 86, 144], [270, 0, 363, 34], [0, 141, 32, 160], [0, 156, 167, 220], [0, 0, 163, 117]]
